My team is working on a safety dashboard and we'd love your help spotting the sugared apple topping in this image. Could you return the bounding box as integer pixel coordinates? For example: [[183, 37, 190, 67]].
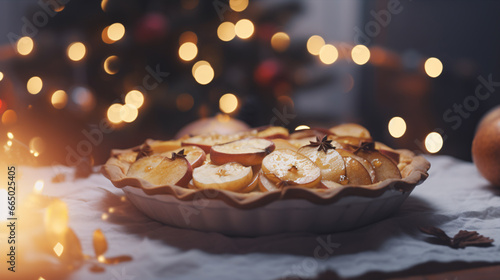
[[124, 125, 404, 193]]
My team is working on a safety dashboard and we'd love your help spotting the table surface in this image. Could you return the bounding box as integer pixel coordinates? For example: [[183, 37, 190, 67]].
[[3, 155, 500, 280]]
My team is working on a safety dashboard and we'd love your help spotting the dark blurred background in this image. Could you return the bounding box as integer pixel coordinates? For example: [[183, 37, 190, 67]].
[[0, 0, 499, 166]]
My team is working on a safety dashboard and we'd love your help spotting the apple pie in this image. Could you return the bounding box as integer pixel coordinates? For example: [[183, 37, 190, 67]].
[[103, 123, 421, 195]]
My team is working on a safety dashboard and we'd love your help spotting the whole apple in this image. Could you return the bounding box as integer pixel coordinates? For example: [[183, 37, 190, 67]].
[[472, 106, 500, 186]]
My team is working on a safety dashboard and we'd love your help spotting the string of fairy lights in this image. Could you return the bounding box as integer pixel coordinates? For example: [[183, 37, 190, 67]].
[[0, 0, 446, 159]]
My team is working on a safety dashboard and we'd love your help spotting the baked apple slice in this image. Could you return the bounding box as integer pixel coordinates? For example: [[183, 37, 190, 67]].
[[210, 138, 275, 166], [192, 162, 253, 191], [145, 139, 182, 153], [261, 149, 321, 189], [342, 156, 372, 185], [181, 134, 240, 153], [271, 139, 299, 151], [298, 145, 346, 183], [163, 146, 206, 168], [354, 143, 402, 182], [329, 123, 371, 138], [336, 149, 377, 183], [321, 180, 344, 190], [258, 171, 279, 192], [127, 154, 192, 192], [256, 126, 289, 139]]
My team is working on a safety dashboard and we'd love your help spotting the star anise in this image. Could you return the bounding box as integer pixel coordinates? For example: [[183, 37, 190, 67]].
[[135, 144, 153, 160], [170, 149, 186, 160], [354, 141, 375, 154], [306, 135, 335, 153], [419, 226, 494, 249]]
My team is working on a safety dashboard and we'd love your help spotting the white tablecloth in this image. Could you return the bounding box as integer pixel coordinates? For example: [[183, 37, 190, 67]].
[[11, 156, 500, 279]]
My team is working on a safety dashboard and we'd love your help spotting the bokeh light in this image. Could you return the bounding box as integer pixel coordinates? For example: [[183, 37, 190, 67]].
[[0, 71, 3, 81], [27, 76, 43, 94], [319, 44, 338, 65], [101, 0, 108, 11], [2, 110, 17, 125], [425, 132, 444, 153], [388, 116, 407, 138], [179, 31, 198, 44], [120, 104, 138, 123], [176, 93, 194, 112], [178, 42, 198, 61], [351, 45, 371, 65], [271, 32, 290, 52], [34, 180, 44, 194], [51, 90, 68, 109], [107, 23, 125, 41], [230, 0, 248, 12], [67, 42, 86, 61], [29, 136, 46, 155], [17, 36, 34, 56], [235, 19, 254, 39], [71, 87, 95, 111], [125, 90, 144, 109], [306, 35, 325, 56], [424, 57, 443, 78], [192, 60, 214, 85], [7, 132, 14, 139], [217, 22, 236, 42], [219, 93, 238, 114], [103, 55, 120, 75], [295, 125, 310, 131], [107, 103, 122, 124]]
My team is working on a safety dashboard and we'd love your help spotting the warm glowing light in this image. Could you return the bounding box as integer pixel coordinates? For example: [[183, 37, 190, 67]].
[[424, 57, 443, 78], [103, 55, 119, 75], [0, 71, 3, 81], [107, 23, 125, 42], [7, 132, 14, 139], [30, 137, 45, 155], [425, 132, 443, 153], [7, 140, 12, 147], [120, 104, 138, 123], [39, 277, 46, 280], [217, 22, 236, 42], [271, 32, 290, 52], [34, 180, 44, 194], [108, 207, 115, 213], [351, 45, 371, 65], [176, 93, 194, 112], [101, 0, 109, 11], [307, 35, 325, 56], [125, 90, 144, 109], [219, 93, 238, 114], [2, 110, 17, 125], [388, 117, 406, 138], [101, 213, 109, 220], [295, 125, 310, 131], [17, 36, 34, 55], [51, 90, 68, 109], [179, 31, 198, 44], [45, 200, 69, 235], [120, 196, 127, 202], [319, 44, 338, 65], [192, 60, 214, 85], [235, 19, 254, 39], [178, 42, 198, 61], [98, 255, 106, 263], [27, 76, 43, 94], [34, 152, 39, 157], [53, 242, 64, 257], [107, 103, 123, 124], [230, 0, 248, 12], [67, 42, 86, 61]]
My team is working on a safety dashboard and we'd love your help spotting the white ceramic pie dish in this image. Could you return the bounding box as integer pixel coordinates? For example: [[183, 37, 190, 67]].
[[102, 148, 430, 236], [121, 184, 412, 236]]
